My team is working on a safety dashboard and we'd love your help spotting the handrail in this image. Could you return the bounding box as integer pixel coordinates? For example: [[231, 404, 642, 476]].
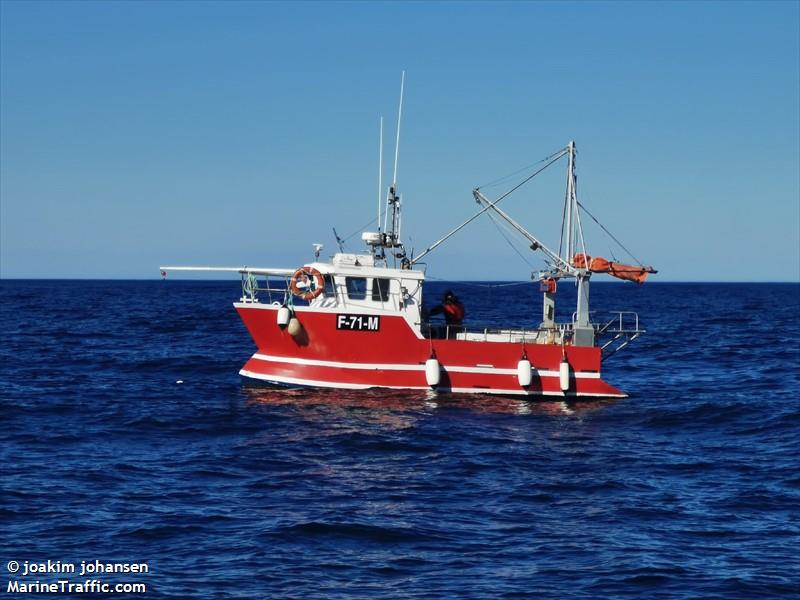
[[239, 272, 419, 308], [596, 311, 645, 361], [421, 320, 572, 343], [596, 311, 642, 335]]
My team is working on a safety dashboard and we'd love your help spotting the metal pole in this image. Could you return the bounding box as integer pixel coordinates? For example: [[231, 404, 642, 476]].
[[566, 141, 575, 261], [392, 71, 405, 188], [378, 117, 383, 233], [473, 190, 572, 272]]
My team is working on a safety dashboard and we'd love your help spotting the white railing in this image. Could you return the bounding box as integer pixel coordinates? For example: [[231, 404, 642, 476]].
[[422, 322, 573, 343], [595, 311, 645, 360], [596, 311, 641, 336]]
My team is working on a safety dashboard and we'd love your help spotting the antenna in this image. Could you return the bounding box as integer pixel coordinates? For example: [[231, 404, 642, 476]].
[[332, 228, 345, 253], [378, 117, 383, 233], [392, 70, 405, 188], [384, 71, 406, 253]]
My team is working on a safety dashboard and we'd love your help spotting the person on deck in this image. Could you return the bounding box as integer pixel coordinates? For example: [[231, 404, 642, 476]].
[[429, 290, 465, 331]]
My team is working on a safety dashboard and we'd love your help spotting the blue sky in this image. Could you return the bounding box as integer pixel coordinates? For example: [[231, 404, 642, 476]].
[[1, 1, 798, 281]]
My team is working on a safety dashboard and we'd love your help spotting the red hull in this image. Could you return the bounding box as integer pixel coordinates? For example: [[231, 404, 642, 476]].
[[235, 304, 626, 398]]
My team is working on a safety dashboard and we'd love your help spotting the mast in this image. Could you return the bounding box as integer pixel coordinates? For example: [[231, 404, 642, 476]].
[[377, 117, 383, 234], [564, 141, 593, 346], [392, 71, 404, 194], [359, 71, 408, 268], [385, 71, 405, 253], [361, 72, 409, 267], [565, 141, 575, 261]]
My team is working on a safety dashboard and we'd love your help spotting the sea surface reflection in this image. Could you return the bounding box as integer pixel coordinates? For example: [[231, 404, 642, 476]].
[[242, 384, 616, 421]]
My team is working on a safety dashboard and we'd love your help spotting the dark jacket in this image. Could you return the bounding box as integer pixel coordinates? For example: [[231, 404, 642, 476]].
[[429, 297, 465, 325]]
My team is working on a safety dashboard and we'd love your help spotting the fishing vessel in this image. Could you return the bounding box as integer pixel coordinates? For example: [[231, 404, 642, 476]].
[[161, 76, 655, 398]]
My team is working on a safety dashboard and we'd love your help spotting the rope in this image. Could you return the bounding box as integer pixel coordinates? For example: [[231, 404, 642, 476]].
[[559, 184, 567, 259], [476, 148, 568, 201], [424, 275, 530, 289], [476, 148, 569, 190], [341, 216, 378, 244], [486, 211, 536, 269], [577, 200, 646, 266]]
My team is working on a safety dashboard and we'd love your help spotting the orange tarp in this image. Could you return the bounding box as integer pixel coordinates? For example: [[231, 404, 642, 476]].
[[573, 253, 652, 284]]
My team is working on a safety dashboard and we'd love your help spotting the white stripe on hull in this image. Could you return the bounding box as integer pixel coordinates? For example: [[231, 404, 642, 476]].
[[250, 352, 601, 379], [239, 369, 626, 398]]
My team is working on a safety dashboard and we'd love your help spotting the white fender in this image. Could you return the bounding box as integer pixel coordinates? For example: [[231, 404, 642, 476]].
[[517, 359, 532, 387], [286, 317, 302, 337], [559, 360, 570, 392], [425, 358, 441, 387], [277, 306, 291, 327]]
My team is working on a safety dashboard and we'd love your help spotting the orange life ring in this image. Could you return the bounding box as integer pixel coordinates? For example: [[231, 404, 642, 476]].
[[290, 267, 324, 301]]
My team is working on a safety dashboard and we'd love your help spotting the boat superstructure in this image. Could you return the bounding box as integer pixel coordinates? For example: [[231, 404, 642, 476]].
[[161, 78, 655, 398]]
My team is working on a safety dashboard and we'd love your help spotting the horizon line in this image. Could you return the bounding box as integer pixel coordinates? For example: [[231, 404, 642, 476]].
[[1, 277, 799, 284]]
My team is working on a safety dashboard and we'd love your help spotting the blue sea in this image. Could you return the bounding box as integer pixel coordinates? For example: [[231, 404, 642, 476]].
[[1, 280, 799, 598]]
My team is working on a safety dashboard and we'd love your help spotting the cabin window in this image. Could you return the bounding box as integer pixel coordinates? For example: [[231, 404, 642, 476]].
[[371, 278, 391, 302], [324, 275, 336, 297], [345, 277, 367, 300]]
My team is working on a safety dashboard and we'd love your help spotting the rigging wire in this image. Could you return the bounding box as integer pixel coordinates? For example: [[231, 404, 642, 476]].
[[340, 216, 379, 245], [424, 275, 530, 289], [577, 200, 646, 266], [412, 150, 567, 266], [575, 188, 589, 269], [477, 148, 568, 204], [485, 211, 536, 269], [476, 148, 568, 190], [558, 184, 567, 260]]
